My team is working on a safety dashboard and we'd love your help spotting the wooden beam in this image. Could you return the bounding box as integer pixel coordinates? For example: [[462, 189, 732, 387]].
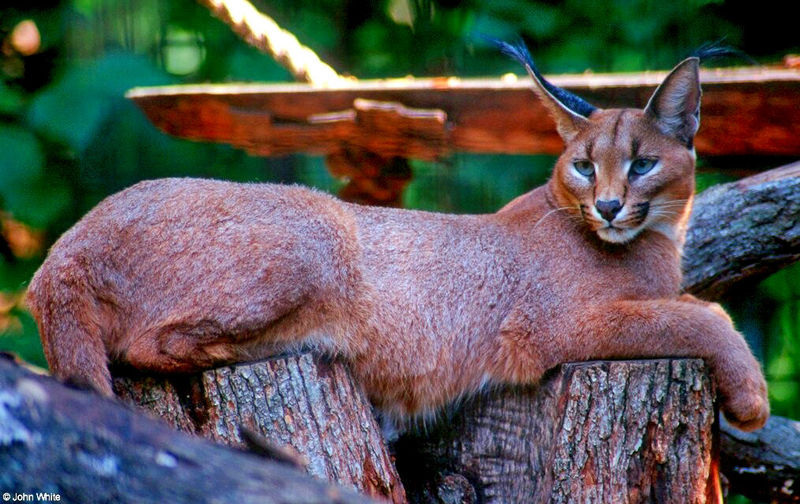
[[127, 67, 800, 158]]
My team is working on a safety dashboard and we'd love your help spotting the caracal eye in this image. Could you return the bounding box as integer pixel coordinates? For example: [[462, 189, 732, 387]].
[[630, 158, 658, 176], [573, 160, 595, 178]]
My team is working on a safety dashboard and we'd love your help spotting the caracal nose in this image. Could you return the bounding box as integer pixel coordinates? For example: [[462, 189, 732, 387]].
[[595, 199, 623, 222]]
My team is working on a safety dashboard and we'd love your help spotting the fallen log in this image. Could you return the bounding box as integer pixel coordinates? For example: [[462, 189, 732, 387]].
[[0, 355, 376, 504], [113, 353, 407, 504]]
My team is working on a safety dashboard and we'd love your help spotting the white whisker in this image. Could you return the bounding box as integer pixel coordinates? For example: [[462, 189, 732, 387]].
[[533, 206, 579, 230]]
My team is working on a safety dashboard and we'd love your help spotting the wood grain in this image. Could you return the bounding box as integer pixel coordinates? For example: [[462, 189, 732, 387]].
[[127, 67, 800, 158]]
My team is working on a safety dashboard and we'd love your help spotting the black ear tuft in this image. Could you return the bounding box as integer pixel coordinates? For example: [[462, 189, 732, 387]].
[[487, 37, 597, 119], [689, 40, 758, 66]]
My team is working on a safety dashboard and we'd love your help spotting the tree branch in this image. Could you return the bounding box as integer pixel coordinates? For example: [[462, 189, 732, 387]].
[[684, 161, 800, 299], [721, 415, 800, 502]]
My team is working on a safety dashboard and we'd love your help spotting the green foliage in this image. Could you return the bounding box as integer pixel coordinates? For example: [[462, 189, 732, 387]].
[[755, 263, 800, 419], [28, 53, 172, 152], [406, 154, 554, 213], [0, 1, 798, 445], [0, 307, 47, 369], [0, 125, 45, 221]]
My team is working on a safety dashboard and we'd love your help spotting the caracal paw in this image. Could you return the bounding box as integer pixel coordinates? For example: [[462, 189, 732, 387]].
[[721, 370, 769, 432]]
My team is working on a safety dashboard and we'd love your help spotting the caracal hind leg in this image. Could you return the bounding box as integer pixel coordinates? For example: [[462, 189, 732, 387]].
[[121, 277, 324, 377]]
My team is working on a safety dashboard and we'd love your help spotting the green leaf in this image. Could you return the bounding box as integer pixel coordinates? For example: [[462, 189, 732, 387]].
[[0, 308, 47, 369], [27, 52, 172, 152], [27, 87, 108, 153], [0, 124, 44, 214], [0, 124, 72, 227], [10, 178, 71, 229], [0, 124, 42, 182], [0, 81, 25, 115]]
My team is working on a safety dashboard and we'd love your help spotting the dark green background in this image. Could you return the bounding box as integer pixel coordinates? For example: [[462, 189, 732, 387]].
[[1, 0, 798, 441]]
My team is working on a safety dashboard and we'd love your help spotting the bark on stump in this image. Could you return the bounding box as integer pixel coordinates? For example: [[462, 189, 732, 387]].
[[113, 353, 406, 504], [0, 356, 377, 504], [395, 359, 718, 504]]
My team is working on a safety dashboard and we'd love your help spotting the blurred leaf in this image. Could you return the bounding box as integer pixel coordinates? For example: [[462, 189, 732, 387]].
[[162, 25, 206, 76], [291, 9, 340, 51], [769, 380, 800, 405], [759, 262, 800, 302], [27, 52, 172, 152], [0, 124, 42, 183], [519, 4, 561, 38], [353, 21, 403, 76], [619, 17, 664, 46], [610, 49, 647, 72], [0, 81, 25, 115], [470, 14, 517, 44], [0, 307, 47, 369], [0, 258, 40, 291], [695, 171, 736, 193], [0, 124, 45, 218], [28, 87, 107, 153], [72, 0, 99, 17], [226, 46, 292, 82], [11, 178, 71, 229]]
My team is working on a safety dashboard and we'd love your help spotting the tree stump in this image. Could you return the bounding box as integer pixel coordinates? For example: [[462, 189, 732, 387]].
[[394, 359, 719, 504], [113, 353, 407, 504]]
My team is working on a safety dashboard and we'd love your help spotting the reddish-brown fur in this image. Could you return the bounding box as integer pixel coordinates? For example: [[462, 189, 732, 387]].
[[26, 57, 768, 431]]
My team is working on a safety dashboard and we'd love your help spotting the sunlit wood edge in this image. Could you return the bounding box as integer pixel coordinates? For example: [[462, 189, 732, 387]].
[[126, 67, 800, 99]]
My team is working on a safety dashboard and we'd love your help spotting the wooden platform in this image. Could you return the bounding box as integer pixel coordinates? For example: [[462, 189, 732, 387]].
[[128, 66, 800, 159]]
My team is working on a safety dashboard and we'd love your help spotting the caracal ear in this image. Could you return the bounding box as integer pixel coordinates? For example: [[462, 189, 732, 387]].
[[644, 57, 701, 147], [494, 40, 594, 142], [525, 64, 591, 142]]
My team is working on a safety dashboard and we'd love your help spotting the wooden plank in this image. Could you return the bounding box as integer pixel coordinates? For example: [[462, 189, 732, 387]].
[[127, 67, 800, 158]]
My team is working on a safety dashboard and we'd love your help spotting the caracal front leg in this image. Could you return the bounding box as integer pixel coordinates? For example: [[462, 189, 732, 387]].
[[558, 297, 769, 431]]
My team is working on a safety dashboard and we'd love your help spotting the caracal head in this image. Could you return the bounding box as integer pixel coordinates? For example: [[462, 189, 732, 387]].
[[501, 41, 701, 245]]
